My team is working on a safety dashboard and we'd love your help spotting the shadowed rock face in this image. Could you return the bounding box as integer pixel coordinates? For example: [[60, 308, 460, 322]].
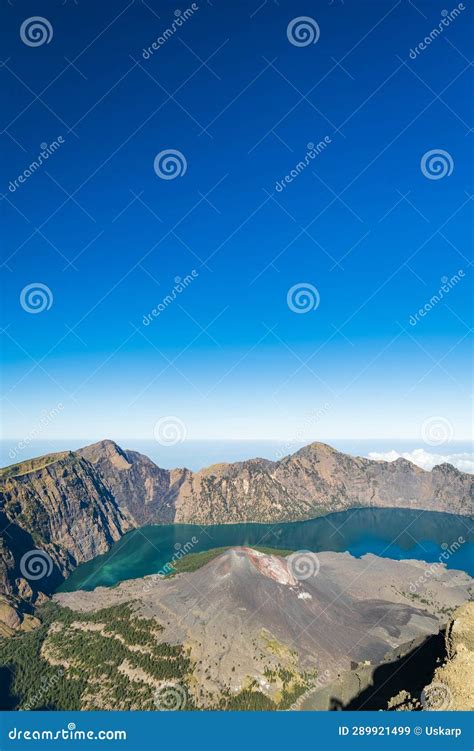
[[78, 439, 473, 525], [0, 451, 132, 630], [54, 548, 474, 709]]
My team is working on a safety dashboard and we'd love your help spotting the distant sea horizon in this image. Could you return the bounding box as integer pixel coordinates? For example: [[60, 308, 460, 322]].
[[1, 438, 472, 473]]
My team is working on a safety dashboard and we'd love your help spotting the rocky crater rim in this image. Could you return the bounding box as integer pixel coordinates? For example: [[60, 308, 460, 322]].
[[0, 438, 466, 478]]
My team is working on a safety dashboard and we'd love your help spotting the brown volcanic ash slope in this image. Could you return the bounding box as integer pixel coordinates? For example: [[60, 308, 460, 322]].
[[78, 439, 473, 525], [54, 548, 474, 709]]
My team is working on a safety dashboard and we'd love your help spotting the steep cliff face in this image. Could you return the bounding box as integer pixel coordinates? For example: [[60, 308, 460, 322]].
[[172, 443, 472, 523], [387, 601, 474, 711], [0, 452, 132, 631], [76, 440, 473, 525], [77, 440, 186, 525]]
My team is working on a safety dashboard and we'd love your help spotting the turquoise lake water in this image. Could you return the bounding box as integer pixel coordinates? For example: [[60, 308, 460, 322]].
[[59, 508, 473, 592]]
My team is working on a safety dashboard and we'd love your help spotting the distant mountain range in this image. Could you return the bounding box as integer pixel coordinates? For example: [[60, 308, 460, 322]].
[[0, 439, 472, 633]]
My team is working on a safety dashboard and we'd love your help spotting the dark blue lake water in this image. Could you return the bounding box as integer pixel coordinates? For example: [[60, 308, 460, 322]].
[[59, 508, 473, 592]]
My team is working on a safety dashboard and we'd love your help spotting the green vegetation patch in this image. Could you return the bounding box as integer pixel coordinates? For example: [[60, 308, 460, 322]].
[[169, 546, 293, 576], [0, 452, 70, 480], [0, 601, 192, 711]]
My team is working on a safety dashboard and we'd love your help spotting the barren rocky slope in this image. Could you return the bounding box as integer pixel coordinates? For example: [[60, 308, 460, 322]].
[[53, 548, 473, 710], [79, 439, 473, 525]]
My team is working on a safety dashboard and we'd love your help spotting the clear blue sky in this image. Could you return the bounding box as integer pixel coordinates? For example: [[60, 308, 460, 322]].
[[1, 0, 472, 443]]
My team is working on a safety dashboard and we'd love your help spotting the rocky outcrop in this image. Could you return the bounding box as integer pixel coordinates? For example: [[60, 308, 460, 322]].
[[387, 601, 474, 711], [0, 452, 132, 632], [79, 440, 473, 525], [77, 440, 184, 525]]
